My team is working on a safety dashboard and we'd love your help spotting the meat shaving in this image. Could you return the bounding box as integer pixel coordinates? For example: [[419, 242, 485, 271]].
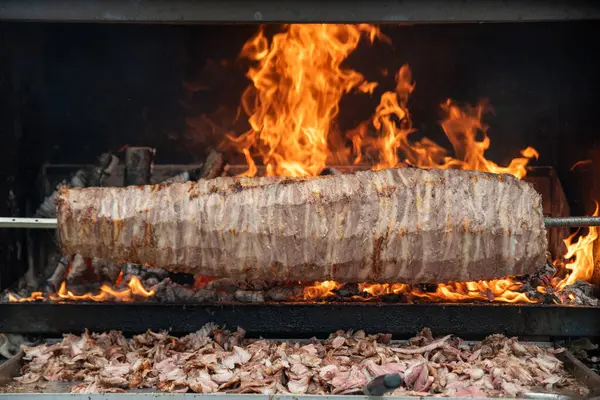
[[14, 326, 587, 397]]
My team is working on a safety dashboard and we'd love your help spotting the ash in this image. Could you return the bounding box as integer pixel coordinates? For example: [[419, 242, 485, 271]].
[[13, 325, 587, 396]]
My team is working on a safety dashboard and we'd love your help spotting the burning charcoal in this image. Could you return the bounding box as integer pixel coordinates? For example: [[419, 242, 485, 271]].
[[192, 288, 217, 302], [320, 167, 341, 175], [266, 286, 296, 301], [145, 267, 169, 280], [160, 167, 203, 184], [144, 277, 159, 287], [561, 281, 600, 306], [217, 291, 236, 302], [206, 278, 237, 292], [45, 254, 71, 292], [416, 283, 438, 293], [566, 280, 598, 298], [168, 272, 195, 286], [334, 283, 360, 297], [66, 254, 89, 283], [91, 258, 122, 282], [123, 264, 145, 278], [149, 278, 171, 298], [156, 282, 197, 302], [524, 260, 558, 287], [234, 290, 265, 303]]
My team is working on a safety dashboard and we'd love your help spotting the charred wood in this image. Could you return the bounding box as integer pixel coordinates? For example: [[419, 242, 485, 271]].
[[66, 254, 88, 283], [35, 153, 117, 218], [198, 149, 225, 179], [161, 167, 203, 183], [45, 254, 71, 292], [234, 289, 265, 303], [29, 153, 117, 292], [320, 167, 342, 176], [124, 147, 155, 186]]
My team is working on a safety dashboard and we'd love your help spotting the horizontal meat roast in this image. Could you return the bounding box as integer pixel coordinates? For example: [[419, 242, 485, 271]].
[[56, 168, 547, 284]]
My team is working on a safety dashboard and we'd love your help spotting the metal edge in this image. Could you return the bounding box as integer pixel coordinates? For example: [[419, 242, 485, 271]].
[[1, 0, 600, 23], [556, 350, 600, 397], [0, 302, 599, 337]]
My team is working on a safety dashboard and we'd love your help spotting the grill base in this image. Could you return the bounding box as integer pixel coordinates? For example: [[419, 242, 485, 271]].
[[0, 302, 598, 338]]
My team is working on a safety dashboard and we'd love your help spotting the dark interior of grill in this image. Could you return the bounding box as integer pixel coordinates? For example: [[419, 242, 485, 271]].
[[0, 4, 599, 342]]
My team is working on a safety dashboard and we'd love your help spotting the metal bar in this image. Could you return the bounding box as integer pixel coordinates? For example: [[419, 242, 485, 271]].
[[0, 303, 599, 337], [556, 350, 600, 397], [544, 216, 600, 227], [2, 217, 600, 229], [1, 0, 600, 23], [0, 217, 57, 229]]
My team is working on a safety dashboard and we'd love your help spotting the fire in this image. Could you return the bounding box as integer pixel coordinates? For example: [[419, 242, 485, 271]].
[[228, 24, 538, 179], [228, 24, 383, 177], [303, 281, 342, 300], [8, 275, 155, 303], [554, 204, 599, 289], [359, 280, 535, 303]]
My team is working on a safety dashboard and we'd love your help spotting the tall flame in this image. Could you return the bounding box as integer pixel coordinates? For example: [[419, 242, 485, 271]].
[[554, 203, 599, 289], [227, 24, 538, 179], [229, 24, 382, 177]]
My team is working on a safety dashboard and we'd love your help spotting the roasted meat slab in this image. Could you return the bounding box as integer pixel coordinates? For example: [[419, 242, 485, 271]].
[[56, 168, 547, 283]]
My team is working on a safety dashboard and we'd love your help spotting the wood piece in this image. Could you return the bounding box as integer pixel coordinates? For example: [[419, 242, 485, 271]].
[[161, 167, 203, 183], [35, 153, 118, 218], [124, 147, 155, 186], [45, 255, 71, 292], [198, 149, 225, 179], [320, 167, 342, 176]]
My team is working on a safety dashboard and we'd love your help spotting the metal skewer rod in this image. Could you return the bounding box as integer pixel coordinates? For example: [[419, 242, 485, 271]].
[[0, 217, 58, 229], [1, 216, 600, 229], [544, 216, 600, 228]]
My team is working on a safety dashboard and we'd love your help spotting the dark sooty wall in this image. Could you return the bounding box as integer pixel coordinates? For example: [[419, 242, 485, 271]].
[[0, 21, 599, 213]]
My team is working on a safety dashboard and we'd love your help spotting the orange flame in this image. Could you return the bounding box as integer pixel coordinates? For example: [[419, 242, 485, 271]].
[[554, 203, 599, 289], [8, 275, 155, 303], [227, 24, 538, 180], [358, 280, 535, 303], [303, 281, 342, 300], [228, 24, 383, 177]]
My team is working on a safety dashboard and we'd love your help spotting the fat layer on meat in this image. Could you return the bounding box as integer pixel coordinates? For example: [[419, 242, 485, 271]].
[[57, 168, 547, 283]]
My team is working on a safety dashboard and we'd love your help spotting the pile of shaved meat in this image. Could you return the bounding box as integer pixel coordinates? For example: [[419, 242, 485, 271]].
[[15, 325, 586, 397]]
